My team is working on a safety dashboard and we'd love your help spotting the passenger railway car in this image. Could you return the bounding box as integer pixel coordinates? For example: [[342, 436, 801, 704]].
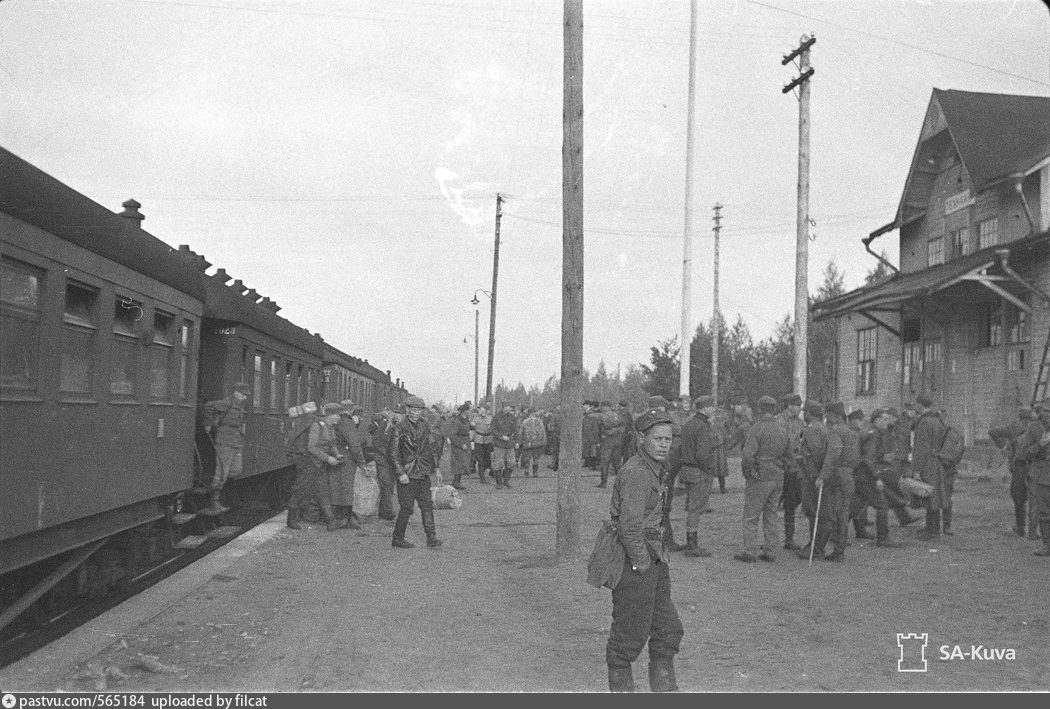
[[0, 147, 410, 637], [0, 147, 206, 579]]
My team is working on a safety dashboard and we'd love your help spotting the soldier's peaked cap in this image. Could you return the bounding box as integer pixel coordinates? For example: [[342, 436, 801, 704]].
[[647, 395, 668, 406], [757, 395, 777, 407], [405, 395, 426, 408], [635, 411, 673, 433], [826, 401, 846, 418], [780, 392, 803, 406]]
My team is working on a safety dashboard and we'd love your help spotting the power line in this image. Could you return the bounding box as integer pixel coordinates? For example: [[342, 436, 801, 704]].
[[746, 0, 1049, 87]]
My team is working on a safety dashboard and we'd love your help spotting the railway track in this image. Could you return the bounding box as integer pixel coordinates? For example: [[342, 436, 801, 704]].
[[0, 503, 278, 670]]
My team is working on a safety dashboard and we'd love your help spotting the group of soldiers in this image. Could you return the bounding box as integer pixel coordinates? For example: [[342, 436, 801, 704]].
[[989, 402, 1050, 556]]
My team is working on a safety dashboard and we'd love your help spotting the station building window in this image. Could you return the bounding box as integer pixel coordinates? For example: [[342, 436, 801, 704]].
[[928, 236, 945, 266], [111, 296, 142, 396], [948, 227, 970, 260], [150, 309, 175, 399], [0, 257, 43, 391], [978, 217, 999, 250], [856, 326, 877, 395], [61, 281, 98, 394]]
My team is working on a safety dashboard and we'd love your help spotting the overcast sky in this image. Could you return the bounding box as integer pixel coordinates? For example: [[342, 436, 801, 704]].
[[2, 0, 1047, 405]]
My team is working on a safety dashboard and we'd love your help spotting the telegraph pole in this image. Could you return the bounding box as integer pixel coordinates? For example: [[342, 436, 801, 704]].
[[486, 194, 502, 406], [712, 202, 722, 406], [559, 0, 584, 560], [783, 34, 815, 398], [679, 0, 700, 400]]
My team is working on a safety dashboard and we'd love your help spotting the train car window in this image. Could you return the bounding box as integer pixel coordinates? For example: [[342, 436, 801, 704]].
[[270, 358, 280, 411], [284, 361, 293, 409], [179, 320, 194, 400], [150, 310, 175, 399], [0, 257, 43, 391], [111, 296, 142, 396], [253, 352, 263, 410], [307, 368, 315, 401], [241, 346, 249, 385], [61, 281, 98, 394]]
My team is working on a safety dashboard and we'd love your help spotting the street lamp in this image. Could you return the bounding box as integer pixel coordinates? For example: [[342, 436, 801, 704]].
[[471, 289, 493, 406]]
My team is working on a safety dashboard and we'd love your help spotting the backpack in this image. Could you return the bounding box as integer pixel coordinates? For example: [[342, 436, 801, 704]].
[[285, 413, 318, 460], [936, 425, 965, 471], [522, 416, 547, 449]]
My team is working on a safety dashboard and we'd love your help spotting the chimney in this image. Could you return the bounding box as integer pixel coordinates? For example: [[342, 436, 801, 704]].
[[245, 288, 259, 301], [212, 268, 232, 284], [119, 199, 144, 224], [231, 279, 247, 294]]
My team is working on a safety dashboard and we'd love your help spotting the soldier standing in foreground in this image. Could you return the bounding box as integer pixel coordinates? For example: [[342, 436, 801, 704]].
[[605, 411, 684, 692], [390, 395, 442, 549]]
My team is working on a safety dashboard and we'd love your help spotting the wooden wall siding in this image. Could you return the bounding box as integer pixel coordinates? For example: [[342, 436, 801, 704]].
[[835, 312, 901, 416]]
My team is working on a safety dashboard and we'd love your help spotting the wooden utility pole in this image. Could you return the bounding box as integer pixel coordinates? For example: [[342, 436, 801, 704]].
[[679, 0, 700, 400], [474, 307, 480, 404], [486, 194, 502, 406], [783, 35, 815, 398], [558, 0, 584, 560], [712, 202, 722, 405]]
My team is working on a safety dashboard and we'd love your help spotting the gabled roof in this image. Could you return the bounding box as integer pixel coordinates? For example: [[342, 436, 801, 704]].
[[813, 229, 1050, 321], [937, 89, 1050, 190], [890, 89, 1050, 232]]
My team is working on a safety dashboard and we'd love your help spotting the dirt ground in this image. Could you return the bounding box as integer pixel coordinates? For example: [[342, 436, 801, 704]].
[[8, 451, 1049, 693]]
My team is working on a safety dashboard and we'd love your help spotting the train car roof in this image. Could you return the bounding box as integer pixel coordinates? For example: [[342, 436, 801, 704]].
[[0, 147, 207, 302], [197, 268, 326, 357], [322, 341, 391, 382]]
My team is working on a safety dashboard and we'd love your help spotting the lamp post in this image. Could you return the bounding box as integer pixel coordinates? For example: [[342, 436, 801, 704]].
[[471, 289, 492, 405]]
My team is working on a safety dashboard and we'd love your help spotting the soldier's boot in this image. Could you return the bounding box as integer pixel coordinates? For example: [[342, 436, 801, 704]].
[[894, 505, 917, 526], [597, 468, 608, 488], [719, 476, 727, 494], [853, 517, 875, 540], [479, 468, 490, 484], [783, 519, 798, 550], [286, 507, 302, 530], [321, 505, 347, 532], [648, 657, 679, 692], [1036, 523, 1050, 557], [422, 509, 442, 548], [1014, 504, 1027, 536], [493, 470, 504, 489], [916, 510, 941, 540], [942, 507, 953, 535], [451, 474, 466, 491], [663, 524, 686, 553], [802, 521, 834, 560], [684, 531, 712, 557], [502, 468, 512, 488], [607, 665, 635, 693], [532, 464, 539, 477], [205, 490, 229, 515], [343, 506, 361, 530], [392, 513, 415, 548], [1028, 501, 1041, 539], [874, 510, 899, 547]]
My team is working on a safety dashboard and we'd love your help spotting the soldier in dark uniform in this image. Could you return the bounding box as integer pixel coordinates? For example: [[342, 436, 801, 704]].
[[853, 408, 903, 547], [796, 400, 827, 552], [389, 395, 442, 549], [734, 396, 794, 563], [912, 395, 949, 540], [676, 395, 717, 558], [583, 401, 603, 470], [368, 406, 399, 521], [547, 407, 562, 471], [306, 403, 349, 532], [846, 408, 874, 540], [598, 401, 625, 488], [447, 402, 473, 490], [202, 381, 251, 514], [808, 402, 856, 562], [1021, 402, 1050, 556], [775, 393, 804, 550], [604, 411, 684, 692], [990, 407, 1035, 537]]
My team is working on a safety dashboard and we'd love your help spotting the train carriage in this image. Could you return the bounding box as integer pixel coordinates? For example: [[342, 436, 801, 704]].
[[0, 148, 206, 577]]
